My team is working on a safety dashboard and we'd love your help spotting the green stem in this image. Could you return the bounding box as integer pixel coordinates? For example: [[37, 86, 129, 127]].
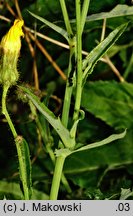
[[59, 0, 75, 128], [50, 0, 86, 200], [49, 155, 66, 200], [73, 0, 82, 126], [123, 50, 133, 79], [2, 85, 17, 138], [61, 43, 75, 127], [2, 85, 30, 200], [100, 18, 107, 42], [81, 0, 90, 33], [59, 0, 73, 36]]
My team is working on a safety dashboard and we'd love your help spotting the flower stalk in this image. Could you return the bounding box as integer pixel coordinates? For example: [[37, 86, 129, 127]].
[[72, 0, 83, 138], [0, 19, 31, 200], [2, 84, 17, 138]]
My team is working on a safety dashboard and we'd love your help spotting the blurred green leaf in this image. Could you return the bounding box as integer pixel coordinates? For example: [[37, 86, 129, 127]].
[[0, 181, 23, 199], [81, 81, 133, 129], [0, 181, 49, 200], [23, 0, 61, 20], [107, 42, 133, 58]]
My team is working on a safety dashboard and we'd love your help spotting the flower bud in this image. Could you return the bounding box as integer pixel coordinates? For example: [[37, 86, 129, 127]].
[[0, 19, 24, 87]]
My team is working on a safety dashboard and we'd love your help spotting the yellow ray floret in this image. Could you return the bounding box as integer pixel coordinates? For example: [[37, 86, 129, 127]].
[[1, 19, 24, 53]]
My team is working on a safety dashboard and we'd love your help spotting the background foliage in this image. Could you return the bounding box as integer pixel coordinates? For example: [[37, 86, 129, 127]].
[[0, 0, 133, 199]]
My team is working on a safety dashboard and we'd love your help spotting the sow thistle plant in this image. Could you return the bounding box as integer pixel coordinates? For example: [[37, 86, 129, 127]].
[[0, 1, 128, 200]]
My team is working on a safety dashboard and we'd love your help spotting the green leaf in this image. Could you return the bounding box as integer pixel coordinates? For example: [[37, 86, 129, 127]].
[[31, 189, 49, 200], [25, 0, 60, 19], [73, 130, 126, 153], [81, 81, 133, 129], [0, 181, 23, 199], [15, 136, 32, 200], [60, 130, 126, 159], [0, 181, 49, 200], [54, 130, 126, 161], [82, 23, 128, 83], [107, 42, 133, 58], [19, 86, 75, 149], [64, 129, 133, 187], [86, 4, 133, 22], [70, 110, 85, 139], [29, 11, 69, 42], [71, 5, 133, 23], [120, 188, 133, 200]]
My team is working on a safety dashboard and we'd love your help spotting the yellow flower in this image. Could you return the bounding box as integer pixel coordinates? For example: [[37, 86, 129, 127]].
[[1, 19, 24, 54], [0, 19, 24, 87]]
